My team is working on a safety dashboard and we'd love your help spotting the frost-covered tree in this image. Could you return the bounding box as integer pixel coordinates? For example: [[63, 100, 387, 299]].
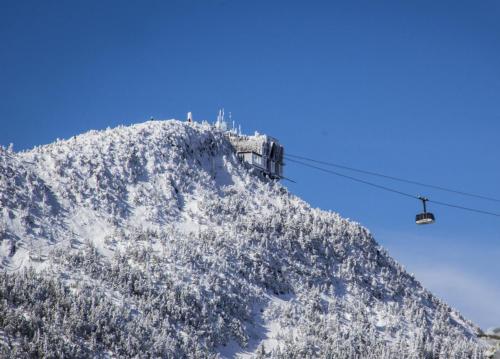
[[0, 120, 488, 358]]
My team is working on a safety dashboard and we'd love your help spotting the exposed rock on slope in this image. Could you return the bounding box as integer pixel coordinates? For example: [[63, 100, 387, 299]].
[[0, 120, 486, 358]]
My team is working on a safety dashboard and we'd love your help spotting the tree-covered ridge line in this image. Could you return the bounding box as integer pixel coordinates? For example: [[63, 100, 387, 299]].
[[0, 120, 488, 357]]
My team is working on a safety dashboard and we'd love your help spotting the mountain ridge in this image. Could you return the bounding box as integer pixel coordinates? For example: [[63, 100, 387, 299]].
[[0, 119, 487, 357]]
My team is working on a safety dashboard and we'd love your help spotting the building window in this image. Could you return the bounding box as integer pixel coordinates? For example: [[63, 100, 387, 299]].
[[252, 153, 263, 167]]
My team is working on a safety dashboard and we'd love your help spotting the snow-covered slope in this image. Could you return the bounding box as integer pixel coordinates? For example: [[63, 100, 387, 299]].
[[0, 120, 487, 357]]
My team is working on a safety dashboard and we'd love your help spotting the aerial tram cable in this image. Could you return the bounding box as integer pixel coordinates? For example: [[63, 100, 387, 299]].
[[286, 157, 500, 220], [426, 199, 500, 218], [286, 158, 418, 199], [285, 153, 500, 203]]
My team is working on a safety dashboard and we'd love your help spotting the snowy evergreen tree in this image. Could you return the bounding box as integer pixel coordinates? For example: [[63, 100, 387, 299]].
[[0, 119, 489, 357]]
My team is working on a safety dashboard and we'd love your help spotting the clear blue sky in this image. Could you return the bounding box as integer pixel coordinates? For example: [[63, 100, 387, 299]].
[[1, 0, 499, 328]]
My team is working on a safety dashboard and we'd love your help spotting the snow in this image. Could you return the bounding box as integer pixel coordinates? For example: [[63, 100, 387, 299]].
[[0, 119, 490, 357], [218, 293, 294, 358]]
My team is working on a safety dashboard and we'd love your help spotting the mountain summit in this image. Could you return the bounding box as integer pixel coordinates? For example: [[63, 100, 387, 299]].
[[0, 120, 486, 357]]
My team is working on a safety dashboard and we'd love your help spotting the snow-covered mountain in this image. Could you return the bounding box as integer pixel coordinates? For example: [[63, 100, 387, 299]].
[[0, 120, 487, 358]]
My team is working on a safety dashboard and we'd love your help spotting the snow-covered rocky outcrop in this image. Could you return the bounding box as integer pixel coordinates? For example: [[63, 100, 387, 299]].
[[0, 120, 487, 357]]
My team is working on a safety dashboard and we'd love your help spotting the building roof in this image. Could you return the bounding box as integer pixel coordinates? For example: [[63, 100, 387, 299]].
[[228, 134, 268, 154]]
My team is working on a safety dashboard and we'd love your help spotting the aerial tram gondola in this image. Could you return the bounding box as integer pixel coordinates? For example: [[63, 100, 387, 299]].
[[415, 196, 435, 225]]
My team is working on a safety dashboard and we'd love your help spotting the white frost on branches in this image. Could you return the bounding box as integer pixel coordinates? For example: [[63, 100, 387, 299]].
[[0, 119, 488, 358]]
